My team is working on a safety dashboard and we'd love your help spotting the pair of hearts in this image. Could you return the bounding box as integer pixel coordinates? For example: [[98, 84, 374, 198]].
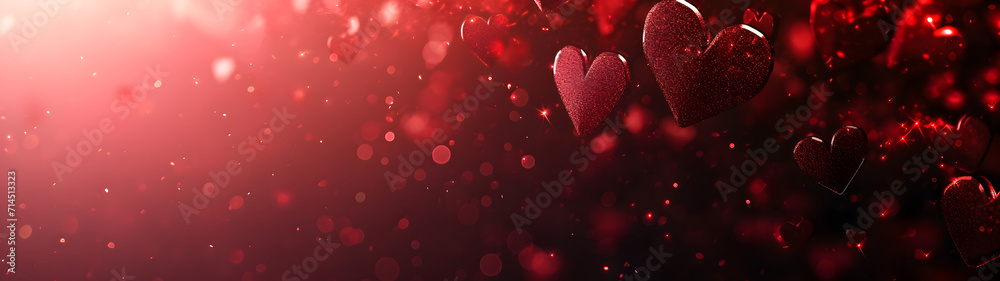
[[795, 120, 1000, 266], [462, 0, 774, 134], [935, 118, 1000, 267], [793, 126, 868, 195]]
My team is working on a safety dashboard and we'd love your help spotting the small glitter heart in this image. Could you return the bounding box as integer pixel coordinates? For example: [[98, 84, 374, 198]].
[[743, 9, 775, 38], [553, 46, 630, 136], [461, 14, 510, 66]]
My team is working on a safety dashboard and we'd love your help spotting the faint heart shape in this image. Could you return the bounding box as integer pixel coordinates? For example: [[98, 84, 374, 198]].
[[845, 228, 867, 247], [743, 9, 775, 38], [941, 176, 1000, 267], [794, 126, 868, 195], [810, 0, 892, 69], [643, 0, 773, 127], [777, 218, 814, 247], [461, 14, 510, 66], [939, 116, 992, 173], [554, 46, 630, 136]]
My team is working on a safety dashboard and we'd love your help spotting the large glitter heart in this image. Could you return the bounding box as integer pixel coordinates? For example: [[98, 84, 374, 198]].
[[939, 116, 992, 173], [941, 176, 1000, 267], [810, 0, 892, 69], [554, 46, 630, 136], [643, 0, 773, 127], [793, 126, 868, 195], [461, 14, 510, 66]]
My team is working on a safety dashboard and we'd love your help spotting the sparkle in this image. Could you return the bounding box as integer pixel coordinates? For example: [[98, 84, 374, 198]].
[[880, 111, 934, 159], [539, 108, 551, 123]]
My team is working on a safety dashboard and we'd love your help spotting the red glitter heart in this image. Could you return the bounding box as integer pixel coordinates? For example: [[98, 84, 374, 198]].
[[939, 116, 992, 173], [777, 218, 814, 247], [810, 0, 892, 69], [743, 9, 775, 38], [941, 176, 1000, 267], [553, 46, 630, 136], [643, 0, 773, 127], [461, 14, 510, 66], [793, 126, 868, 195]]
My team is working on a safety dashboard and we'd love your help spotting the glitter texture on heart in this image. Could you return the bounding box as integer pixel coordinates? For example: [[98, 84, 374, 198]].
[[793, 125, 868, 195], [643, 0, 774, 127], [941, 176, 1000, 267], [553, 46, 630, 136]]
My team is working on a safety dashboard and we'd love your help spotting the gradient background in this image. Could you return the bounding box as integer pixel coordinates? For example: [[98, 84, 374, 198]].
[[1, 0, 999, 280]]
